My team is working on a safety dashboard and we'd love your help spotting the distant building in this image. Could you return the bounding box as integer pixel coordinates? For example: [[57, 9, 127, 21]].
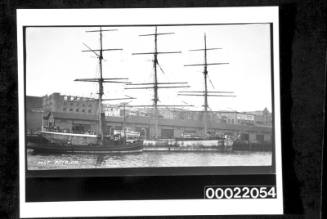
[[26, 95, 43, 111], [41, 111, 272, 143], [41, 93, 272, 127], [215, 111, 255, 126], [129, 108, 223, 122], [43, 92, 99, 115], [26, 96, 43, 133], [247, 107, 272, 127], [215, 109, 272, 127], [26, 93, 273, 144], [103, 105, 121, 117]]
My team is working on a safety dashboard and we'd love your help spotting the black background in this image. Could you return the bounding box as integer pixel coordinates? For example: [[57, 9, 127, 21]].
[[26, 175, 276, 202], [0, 0, 326, 218]]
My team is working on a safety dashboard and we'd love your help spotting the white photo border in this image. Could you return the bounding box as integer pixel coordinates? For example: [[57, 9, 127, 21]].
[[18, 7, 283, 217]]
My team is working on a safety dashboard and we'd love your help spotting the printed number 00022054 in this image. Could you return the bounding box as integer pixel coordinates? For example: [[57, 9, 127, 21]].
[[204, 186, 277, 199]]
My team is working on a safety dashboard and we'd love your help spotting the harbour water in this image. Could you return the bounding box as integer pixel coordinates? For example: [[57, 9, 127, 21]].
[[27, 150, 272, 170]]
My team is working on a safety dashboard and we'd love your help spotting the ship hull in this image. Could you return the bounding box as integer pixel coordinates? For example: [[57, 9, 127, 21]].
[[27, 133, 143, 154], [27, 142, 143, 154], [143, 138, 233, 152], [143, 145, 231, 152]]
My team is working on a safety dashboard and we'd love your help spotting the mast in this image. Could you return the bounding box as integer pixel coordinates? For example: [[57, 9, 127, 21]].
[[203, 34, 208, 135], [75, 27, 127, 144], [127, 26, 189, 139], [153, 27, 159, 139], [98, 27, 104, 143], [181, 33, 235, 138]]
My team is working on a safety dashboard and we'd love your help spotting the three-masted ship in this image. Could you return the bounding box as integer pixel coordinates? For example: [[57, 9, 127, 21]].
[[126, 27, 235, 151], [27, 26, 236, 153], [27, 27, 143, 154]]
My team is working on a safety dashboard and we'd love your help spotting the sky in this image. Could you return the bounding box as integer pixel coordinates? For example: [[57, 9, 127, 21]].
[[25, 24, 272, 112]]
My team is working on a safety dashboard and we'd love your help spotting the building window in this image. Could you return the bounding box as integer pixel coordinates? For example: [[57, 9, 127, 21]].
[[69, 108, 73, 111], [63, 108, 66, 111], [82, 109, 85, 113], [70, 102, 73, 106], [88, 109, 92, 113], [256, 134, 264, 143], [161, 128, 174, 139], [240, 133, 249, 141], [76, 109, 79, 112]]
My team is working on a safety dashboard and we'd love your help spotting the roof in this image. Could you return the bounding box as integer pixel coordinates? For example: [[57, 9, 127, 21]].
[[50, 112, 272, 133]]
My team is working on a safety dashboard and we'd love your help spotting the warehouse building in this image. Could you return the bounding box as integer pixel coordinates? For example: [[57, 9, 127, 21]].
[[26, 93, 273, 145], [41, 111, 272, 144]]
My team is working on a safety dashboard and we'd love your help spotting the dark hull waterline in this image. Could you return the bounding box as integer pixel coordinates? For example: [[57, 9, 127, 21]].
[[27, 142, 143, 154]]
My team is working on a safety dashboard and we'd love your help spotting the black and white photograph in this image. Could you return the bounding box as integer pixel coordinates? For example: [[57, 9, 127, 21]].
[[17, 7, 283, 217], [25, 24, 274, 169]]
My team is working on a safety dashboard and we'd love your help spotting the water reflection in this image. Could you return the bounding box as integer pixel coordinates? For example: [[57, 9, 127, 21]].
[[27, 151, 272, 170], [95, 154, 105, 166]]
